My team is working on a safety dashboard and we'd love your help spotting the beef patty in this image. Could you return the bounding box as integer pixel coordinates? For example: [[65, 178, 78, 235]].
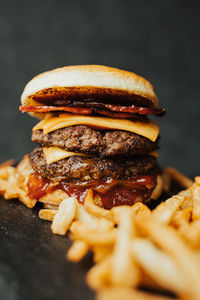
[[30, 147, 158, 182], [32, 126, 158, 157]]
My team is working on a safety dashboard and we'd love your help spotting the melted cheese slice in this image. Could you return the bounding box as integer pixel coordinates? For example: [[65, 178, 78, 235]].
[[34, 113, 159, 141], [43, 147, 87, 164]]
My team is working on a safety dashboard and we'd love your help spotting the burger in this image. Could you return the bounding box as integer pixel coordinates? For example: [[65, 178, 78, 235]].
[[19, 65, 165, 209]]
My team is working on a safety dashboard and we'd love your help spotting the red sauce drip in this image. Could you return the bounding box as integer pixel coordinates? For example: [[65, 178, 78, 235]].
[[60, 185, 89, 203], [27, 174, 157, 208], [27, 174, 57, 199], [97, 186, 153, 209]]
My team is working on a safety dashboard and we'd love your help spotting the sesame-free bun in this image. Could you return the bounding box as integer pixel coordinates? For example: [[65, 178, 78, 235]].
[[21, 65, 158, 117]]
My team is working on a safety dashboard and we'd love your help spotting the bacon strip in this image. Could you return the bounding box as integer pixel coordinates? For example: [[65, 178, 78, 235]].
[[95, 109, 137, 119], [103, 103, 165, 115], [20, 103, 165, 117], [19, 105, 92, 115]]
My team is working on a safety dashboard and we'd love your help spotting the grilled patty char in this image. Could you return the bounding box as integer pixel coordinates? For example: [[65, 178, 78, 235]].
[[30, 147, 158, 182], [32, 126, 158, 157]]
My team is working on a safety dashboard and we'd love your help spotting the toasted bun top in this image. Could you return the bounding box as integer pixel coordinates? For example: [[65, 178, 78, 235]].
[[21, 65, 158, 118]]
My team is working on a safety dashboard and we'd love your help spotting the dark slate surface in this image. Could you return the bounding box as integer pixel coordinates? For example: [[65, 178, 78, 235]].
[[0, 199, 94, 300], [0, 0, 199, 299]]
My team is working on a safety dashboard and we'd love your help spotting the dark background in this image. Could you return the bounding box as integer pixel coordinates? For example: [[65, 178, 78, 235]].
[[0, 0, 200, 177]]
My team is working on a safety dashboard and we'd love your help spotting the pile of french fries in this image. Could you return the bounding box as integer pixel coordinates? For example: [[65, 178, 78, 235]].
[[0, 157, 200, 300], [39, 171, 200, 300]]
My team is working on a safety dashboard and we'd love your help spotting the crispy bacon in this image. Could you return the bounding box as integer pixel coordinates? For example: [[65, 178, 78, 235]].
[[103, 103, 165, 116], [20, 103, 165, 118], [95, 109, 137, 119], [19, 105, 92, 114]]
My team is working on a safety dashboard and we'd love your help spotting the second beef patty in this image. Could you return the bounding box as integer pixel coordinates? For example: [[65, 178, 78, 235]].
[[32, 125, 158, 157], [30, 147, 159, 182]]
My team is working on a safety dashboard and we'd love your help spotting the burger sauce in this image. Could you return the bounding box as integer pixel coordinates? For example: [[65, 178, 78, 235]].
[[27, 174, 157, 209]]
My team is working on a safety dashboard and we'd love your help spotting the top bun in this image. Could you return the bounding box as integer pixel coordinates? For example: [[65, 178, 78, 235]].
[[21, 65, 158, 117]]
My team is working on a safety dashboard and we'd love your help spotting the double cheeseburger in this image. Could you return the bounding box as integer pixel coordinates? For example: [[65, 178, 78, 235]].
[[20, 65, 165, 209]]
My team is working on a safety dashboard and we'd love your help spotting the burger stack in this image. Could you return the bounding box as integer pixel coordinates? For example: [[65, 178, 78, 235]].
[[19, 65, 165, 209]]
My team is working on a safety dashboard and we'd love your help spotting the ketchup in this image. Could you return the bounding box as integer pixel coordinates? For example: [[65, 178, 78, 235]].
[[97, 186, 153, 209], [27, 174, 157, 209], [61, 185, 88, 203], [27, 174, 57, 199]]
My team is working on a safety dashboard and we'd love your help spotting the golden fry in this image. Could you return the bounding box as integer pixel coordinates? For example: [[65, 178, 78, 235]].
[[67, 240, 88, 262], [86, 256, 112, 290], [18, 188, 37, 208], [171, 207, 192, 228], [152, 194, 185, 224], [43, 203, 59, 210], [51, 197, 77, 235], [0, 159, 15, 168], [195, 177, 200, 186], [110, 207, 140, 287], [137, 217, 200, 300], [132, 238, 186, 295], [97, 287, 173, 300], [76, 202, 99, 224], [39, 189, 68, 205], [93, 245, 113, 263], [70, 221, 116, 246], [191, 184, 200, 221], [39, 209, 57, 221], [84, 189, 112, 220], [131, 202, 151, 217]]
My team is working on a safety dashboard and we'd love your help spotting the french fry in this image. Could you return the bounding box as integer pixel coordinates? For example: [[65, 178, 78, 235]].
[[0, 178, 19, 199], [66, 240, 89, 262], [137, 217, 200, 300], [51, 197, 77, 235], [171, 207, 192, 228], [39, 209, 57, 221], [0, 166, 19, 199], [165, 167, 193, 188], [152, 194, 185, 224], [0, 159, 15, 168], [86, 256, 112, 290], [97, 287, 174, 300], [84, 189, 112, 220], [18, 188, 37, 208], [191, 184, 200, 221], [131, 202, 151, 217], [179, 188, 193, 209], [110, 206, 140, 287], [76, 202, 99, 224], [180, 220, 200, 248], [43, 203, 59, 210], [93, 245, 113, 263], [38, 189, 68, 205], [0, 164, 37, 208], [195, 176, 200, 186], [70, 221, 116, 246], [16, 155, 34, 188], [131, 238, 187, 295]]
